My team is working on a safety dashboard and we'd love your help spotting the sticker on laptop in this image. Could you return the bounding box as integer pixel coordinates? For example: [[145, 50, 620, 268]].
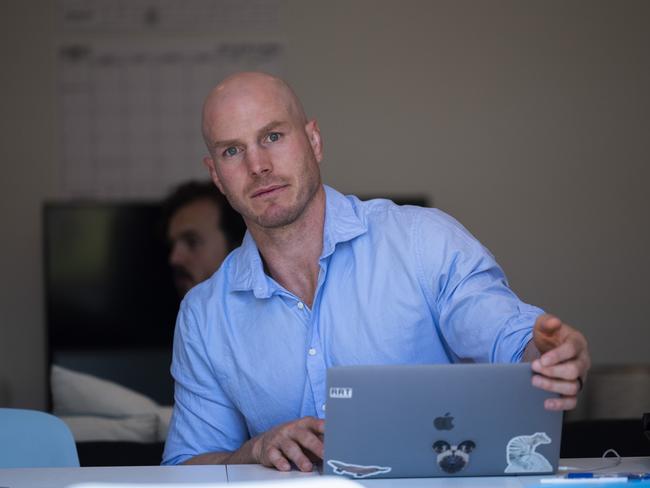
[[327, 459, 392, 478], [432, 440, 476, 473], [504, 432, 553, 473], [329, 387, 353, 399]]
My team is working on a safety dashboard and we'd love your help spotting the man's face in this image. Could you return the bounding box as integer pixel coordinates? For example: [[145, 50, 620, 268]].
[[167, 198, 228, 295], [202, 79, 323, 230]]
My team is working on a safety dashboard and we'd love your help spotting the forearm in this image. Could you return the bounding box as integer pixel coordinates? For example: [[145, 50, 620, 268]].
[[182, 437, 258, 465]]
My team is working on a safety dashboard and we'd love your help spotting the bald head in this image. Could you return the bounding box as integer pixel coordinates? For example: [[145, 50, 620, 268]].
[[199, 71, 324, 231], [202, 72, 307, 150]]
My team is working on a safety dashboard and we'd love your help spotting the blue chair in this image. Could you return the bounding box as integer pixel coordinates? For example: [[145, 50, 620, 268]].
[[0, 408, 80, 467]]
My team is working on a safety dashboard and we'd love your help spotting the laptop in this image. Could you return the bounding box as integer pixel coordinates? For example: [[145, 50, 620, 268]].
[[323, 363, 562, 479]]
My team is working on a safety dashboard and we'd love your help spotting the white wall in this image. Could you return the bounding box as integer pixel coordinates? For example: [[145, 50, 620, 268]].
[[1, 0, 648, 408], [0, 1, 57, 408]]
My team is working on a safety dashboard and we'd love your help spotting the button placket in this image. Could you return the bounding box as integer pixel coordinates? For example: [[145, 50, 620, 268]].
[[305, 323, 327, 419], [305, 259, 329, 418]]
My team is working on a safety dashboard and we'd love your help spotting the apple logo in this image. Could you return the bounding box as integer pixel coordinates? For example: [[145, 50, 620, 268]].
[[434, 412, 455, 430]]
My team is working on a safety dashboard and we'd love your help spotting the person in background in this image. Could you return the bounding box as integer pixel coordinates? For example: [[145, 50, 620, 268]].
[[161, 181, 246, 296]]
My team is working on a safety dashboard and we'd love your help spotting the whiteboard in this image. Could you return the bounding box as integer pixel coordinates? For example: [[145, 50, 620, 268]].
[[57, 0, 285, 199]]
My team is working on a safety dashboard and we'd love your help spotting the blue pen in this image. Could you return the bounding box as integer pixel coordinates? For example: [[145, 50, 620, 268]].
[[627, 474, 650, 481], [542, 477, 628, 484], [567, 473, 650, 480], [540, 473, 650, 484]]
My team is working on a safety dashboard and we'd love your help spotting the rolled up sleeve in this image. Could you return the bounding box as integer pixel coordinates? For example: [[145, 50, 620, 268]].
[[415, 209, 542, 364], [162, 300, 249, 465]]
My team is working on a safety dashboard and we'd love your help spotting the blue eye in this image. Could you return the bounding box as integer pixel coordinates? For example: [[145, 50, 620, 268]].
[[224, 147, 238, 157], [268, 132, 280, 142]]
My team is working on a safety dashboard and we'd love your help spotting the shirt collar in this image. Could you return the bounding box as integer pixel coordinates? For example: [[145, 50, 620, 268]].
[[228, 185, 367, 297], [321, 185, 368, 259]]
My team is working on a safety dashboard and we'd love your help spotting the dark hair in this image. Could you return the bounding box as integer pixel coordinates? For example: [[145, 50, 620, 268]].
[[161, 180, 246, 250]]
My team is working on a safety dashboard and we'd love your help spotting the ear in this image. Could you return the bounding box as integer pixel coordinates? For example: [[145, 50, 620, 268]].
[[432, 440, 450, 453], [305, 119, 323, 163], [458, 440, 476, 453], [203, 155, 224, 194]]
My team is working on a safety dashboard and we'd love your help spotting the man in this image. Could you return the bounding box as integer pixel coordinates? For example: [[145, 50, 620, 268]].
[[162, 181, 246, 296], [162, 72, 591, 471]]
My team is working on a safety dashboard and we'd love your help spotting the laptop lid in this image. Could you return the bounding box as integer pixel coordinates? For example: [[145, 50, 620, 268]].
[[324, 363, 562, 479]]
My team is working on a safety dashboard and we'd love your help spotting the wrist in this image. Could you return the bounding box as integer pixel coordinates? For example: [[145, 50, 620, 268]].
[[522, 339, 541, 362], [248, 434, 263, 464]]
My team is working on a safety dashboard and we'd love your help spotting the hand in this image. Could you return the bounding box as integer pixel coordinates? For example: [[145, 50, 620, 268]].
[[530, 314, 591, 411], [251, 416, 325, 472]]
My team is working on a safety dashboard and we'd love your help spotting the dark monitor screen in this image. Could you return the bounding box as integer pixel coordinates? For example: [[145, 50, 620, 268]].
[[44, 203, 180, 350], [42, 195, 428, 404]]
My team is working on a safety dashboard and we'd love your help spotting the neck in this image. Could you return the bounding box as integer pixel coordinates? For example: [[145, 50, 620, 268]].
[[248, 186, 326, 307]]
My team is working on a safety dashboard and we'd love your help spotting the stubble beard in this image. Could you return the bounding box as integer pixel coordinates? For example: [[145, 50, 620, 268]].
[[251, 168, 320, 229], [230, 159, 321, 230]]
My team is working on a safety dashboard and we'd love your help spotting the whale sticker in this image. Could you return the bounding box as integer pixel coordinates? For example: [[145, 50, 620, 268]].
[[327, 459, 392, 478]]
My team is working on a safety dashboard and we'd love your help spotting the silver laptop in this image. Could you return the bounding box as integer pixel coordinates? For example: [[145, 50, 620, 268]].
[[324, 363, 562, 479]]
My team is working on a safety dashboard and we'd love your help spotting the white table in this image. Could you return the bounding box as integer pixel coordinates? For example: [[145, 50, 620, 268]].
[[1, 458, 648, 488], [227, 464, 524, 487], [228, 457, 650, 487], [0, 465, 226, 488]]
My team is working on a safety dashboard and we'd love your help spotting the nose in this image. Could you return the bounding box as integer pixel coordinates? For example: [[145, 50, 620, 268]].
[[169, 243, 185, 267], [245, 146, 272, 177]]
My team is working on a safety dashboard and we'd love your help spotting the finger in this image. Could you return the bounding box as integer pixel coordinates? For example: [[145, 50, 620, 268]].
[[532, 374, 581, 397], [533, 361, 584, 386], [534, 336, 582, 369], [300, 416, 326, 435], [533, 316, 566, 353], [536, 314, 562, 334], [279, 439, 313, 472], [544, 395, 577, 411], [533, 346, 589, 387], [265, 446, 291, 471], [294, 428, 325, 459]]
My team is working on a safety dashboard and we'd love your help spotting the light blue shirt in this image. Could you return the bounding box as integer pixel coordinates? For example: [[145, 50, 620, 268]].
[[162, 185, 542, 465]]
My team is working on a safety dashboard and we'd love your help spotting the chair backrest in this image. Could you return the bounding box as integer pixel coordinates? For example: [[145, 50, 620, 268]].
[[0, 408, 80, 468]]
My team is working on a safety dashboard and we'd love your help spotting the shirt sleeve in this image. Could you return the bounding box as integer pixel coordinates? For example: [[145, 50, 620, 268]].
[[413, 208, 543, 364], [162, 299, 249, 465]]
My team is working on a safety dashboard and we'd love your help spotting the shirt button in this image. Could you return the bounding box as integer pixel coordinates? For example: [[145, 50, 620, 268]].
[[322, 403, 326, 411], [297, 302, 304, 310], [308, 348, 317, 356]]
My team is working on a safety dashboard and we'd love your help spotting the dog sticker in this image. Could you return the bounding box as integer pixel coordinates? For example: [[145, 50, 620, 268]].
[[432, 440, 476, 474]]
